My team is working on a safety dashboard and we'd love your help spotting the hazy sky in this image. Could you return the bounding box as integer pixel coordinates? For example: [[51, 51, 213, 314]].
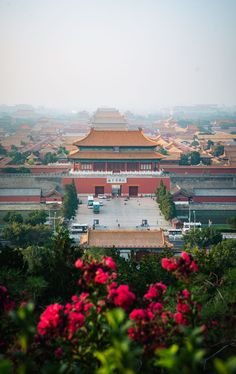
[[0, 0, 236, 112]]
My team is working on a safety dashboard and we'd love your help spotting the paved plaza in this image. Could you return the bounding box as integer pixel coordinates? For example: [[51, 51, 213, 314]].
[[75, 197, 171, 230]]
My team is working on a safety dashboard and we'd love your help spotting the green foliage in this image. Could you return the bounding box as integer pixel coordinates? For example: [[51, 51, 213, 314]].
[[183, 228, 223, 249], [9, 151, 30, 165], [227, 217, 236, 229], [159, 147, 168, 155], [2, 166, 31, 173], [190, 151, 201, 165], [214, 357, 236, 374], [156, 181, 176, 220], [179, 154, 189, 165], [3, 222, 52, 247], [3, 211, 23, 224], [206, 140, 214, 150], [213, 145, 224, 157], [43, 152, 59, 164], [154, 328, 205, 374], [95, 309, 141, 374], [62, 181, 78, 219], [25, 210, 47, 225], [0, 143, 7, 155]]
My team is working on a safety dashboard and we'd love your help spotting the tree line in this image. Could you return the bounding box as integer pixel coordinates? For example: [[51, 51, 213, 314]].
[[156, 181, 176, 220]]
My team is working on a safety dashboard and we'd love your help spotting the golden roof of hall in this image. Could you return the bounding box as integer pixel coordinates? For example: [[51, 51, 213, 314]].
[[80, 229, 173, 249], [73, 128, 159, 147]]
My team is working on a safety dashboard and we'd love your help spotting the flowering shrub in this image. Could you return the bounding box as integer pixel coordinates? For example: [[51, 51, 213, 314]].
[[161, 251, 198, 282], [0, 285, 15, 313], [1, 251, 235, 373]]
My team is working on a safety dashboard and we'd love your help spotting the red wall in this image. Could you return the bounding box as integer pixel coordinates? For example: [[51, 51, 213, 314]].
[[0, 196, 41, 203], [62, 177, 170, 195], [163, 166, 236, 174], [193, 196, 236, 203]]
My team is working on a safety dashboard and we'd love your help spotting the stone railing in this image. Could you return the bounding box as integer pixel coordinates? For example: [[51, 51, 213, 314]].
[[69, 170, 164, 176]]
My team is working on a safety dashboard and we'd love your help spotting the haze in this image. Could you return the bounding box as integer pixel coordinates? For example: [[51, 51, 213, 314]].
[[0, 0, 236, 112]]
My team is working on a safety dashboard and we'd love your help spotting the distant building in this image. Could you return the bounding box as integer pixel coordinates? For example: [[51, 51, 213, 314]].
[[0, 188, 62, 205], [91, 108, 128, 130], [67, 127, 170, 196], [80, 229, 173, 259]]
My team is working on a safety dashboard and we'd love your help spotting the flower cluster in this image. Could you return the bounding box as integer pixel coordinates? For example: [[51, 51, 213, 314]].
[[38, 293, 93, 340], [128, 282, 171, 352], [161, 252, 198, 281], [107, 283, 136, 311], [75, 256, 117, 289], [174, 289, 202, 326], [0, 285, 15, 313], [36, 253, 202, 356]]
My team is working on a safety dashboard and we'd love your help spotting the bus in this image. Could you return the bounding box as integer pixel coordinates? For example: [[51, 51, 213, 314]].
[[168, 229, 183, 240], [87, 195, 94, 208], [70, 223, 88, 234], [93, 201, 100, 214], [182, 222, 201, 233]]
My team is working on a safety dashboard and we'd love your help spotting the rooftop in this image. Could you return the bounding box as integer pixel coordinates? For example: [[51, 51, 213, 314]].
[[73, 128, 158, 147], [81, 229, 172, 249], [0, 188, 42, 196], [194, 188, 236, 197]]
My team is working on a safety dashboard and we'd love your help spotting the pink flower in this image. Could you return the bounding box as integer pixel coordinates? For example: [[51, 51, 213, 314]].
[[75, 259, 83, 269], [174, 312, 188, 325], [66, 312, 84, 339], [103, 257, 116, 270], [95, 268, 109, 284], [149, 302, 163, 312], [54, 347, 63, 358], [144, 285, 157, 299], [144, 282, 167, 300], [177, 302, 190, 313], [181, 252, 191, 264], [161, 311, 173, 324], [189, 261, 198, 272], [161, 258, 178, 271], [129, 309, 146, 320], [114, 285, 136, 311], [181, 289, 191, 299], [38, 303, 64, 336]]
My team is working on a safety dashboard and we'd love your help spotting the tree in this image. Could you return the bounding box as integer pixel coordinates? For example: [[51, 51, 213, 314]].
[[3, 212, 23, 224], [183, 227, 222, 248], [190, 151, 201, 165], [0, 144, 6, 155], [227, 217, 236, 229], [159, 192, 176, 220], [25, 210, 47, 226], [179, 154, 189, 165], [156, 182, 176, 220], [43, 152, 58, 164], [213, 145, 224, 157], [3, 223, 51, 247], [62, 182, 78, 219], [156, 180, 167, 202], [206, 140, 214, 150]]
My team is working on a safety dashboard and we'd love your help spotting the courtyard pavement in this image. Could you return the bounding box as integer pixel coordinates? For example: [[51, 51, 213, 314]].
[[74, 197, 172, 230]]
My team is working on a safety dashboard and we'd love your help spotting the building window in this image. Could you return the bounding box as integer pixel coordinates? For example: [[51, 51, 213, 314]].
[[81, 163, 92, 170], [140, 163, 152, 170], [113, 146, 120, 152]]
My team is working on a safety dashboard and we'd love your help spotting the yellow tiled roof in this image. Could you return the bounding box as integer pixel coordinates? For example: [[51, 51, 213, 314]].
[[81, 229, 172, 249], [73, 128, 158, 147]]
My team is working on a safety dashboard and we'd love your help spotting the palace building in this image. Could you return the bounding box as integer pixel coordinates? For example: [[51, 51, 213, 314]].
[[66, 128, 170, 196]]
